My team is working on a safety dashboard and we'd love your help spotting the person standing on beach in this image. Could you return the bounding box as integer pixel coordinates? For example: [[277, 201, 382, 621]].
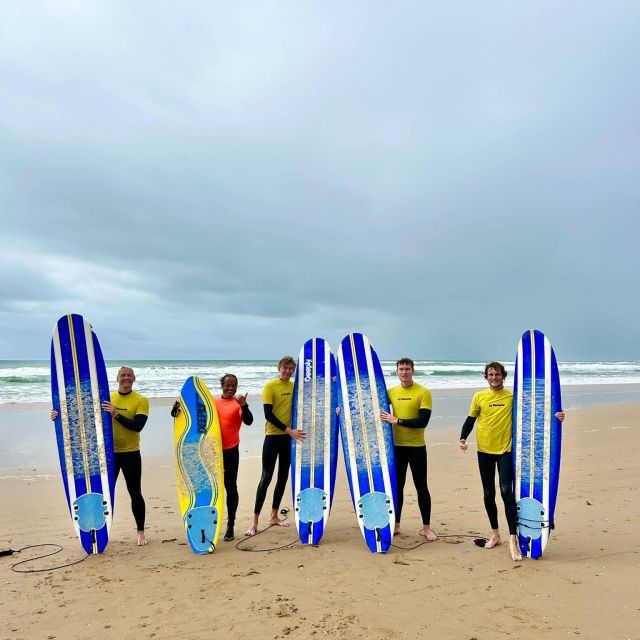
[[54, 366, 150, 545], [172, 373, 254, 542], [101, 366, 150, 546], [380, 358, 437, 541], [459, 362, 565, 561], [244, 356, 305, 537]]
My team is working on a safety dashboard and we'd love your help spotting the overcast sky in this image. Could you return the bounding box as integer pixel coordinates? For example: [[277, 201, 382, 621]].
[[1, 1, 638, 361]]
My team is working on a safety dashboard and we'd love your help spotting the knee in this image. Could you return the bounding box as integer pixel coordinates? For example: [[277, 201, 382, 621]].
[[499, 483, 514, 500]]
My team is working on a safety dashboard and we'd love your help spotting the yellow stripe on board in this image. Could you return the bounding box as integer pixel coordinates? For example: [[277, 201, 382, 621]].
[[349, 335, 374, 492], [67, 315, 92, 492], [194, 377, 218, 505], [176, 396, 195, 514]]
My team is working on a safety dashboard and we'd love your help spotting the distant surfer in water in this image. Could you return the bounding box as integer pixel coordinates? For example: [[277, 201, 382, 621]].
[[52, 365, 150, 546], [459, 362, 565, 561], [380, 358, 437, 541], [171, 373, 254, 542], [244, 356, 306, 537]]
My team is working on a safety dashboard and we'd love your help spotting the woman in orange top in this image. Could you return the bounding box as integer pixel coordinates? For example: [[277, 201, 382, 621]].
[[214, 374, 253, 541], [171, 373, 253, 542]]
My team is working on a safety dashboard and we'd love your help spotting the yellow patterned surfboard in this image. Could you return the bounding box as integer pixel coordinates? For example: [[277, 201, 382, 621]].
[[173, 376, 224, 553]]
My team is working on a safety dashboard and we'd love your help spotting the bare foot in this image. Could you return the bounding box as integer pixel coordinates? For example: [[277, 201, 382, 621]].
[[419, 527, 438, 541], [394, 523, 401, 535], [484, 534, 501, 549], [267, 517, 290, 528], [509, 535, 523, 561], [137, 532, 148, 546], [244, 524, 258, 537]]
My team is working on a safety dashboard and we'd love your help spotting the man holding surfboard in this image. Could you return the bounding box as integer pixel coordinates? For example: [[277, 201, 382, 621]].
[[101, 366, 150, 546], [245, 356, 306, 537], [380, 358, 437, 541], [459, 362, 564, 561], [51, 365, 150, 546]]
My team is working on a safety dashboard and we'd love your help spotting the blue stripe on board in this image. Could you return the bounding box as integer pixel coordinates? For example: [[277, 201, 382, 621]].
[[91, 330, 115, 504], [50, 338, 71, 511], [348, 335, 374, 499], [71, 315, 105, 504], [519, 332, 533, 502], [369, 342, 396, 506], [532, 330, 547, 507], [353, 334, 384, 495], [549, 347, 562, 523], [56, 317, 87, 496], [328, 350, 338, 506], [530, 329, 546, 559]]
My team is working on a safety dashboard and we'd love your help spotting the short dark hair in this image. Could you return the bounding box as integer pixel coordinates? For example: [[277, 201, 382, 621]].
[[219, 373, 238, 386], [278, 356, 296, 368], [396, 357, 415, 369], [484, 362, 507, 379]]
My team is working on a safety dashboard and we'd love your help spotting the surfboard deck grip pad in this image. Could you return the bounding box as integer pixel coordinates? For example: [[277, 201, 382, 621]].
[[72, 493, 108, 532], [358, 492, 393, 530], [185, 506, 219, 553], [295, 488, 327, 524], [516, 497, 546, 540]]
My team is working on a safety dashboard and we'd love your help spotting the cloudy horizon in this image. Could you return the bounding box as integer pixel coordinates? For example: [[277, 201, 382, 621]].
[[2, 2, 638, 362]]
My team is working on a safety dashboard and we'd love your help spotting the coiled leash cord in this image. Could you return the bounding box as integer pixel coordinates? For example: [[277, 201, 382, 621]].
[[2, 544, 89, 573]]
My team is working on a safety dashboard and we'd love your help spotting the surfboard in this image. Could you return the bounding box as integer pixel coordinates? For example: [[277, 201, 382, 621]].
[[174, 376, 224, 554], [50, 313, 115, 555], [337, 333, 396, 553], [291, 338, 339, 545], [513, 329, 563, 559]]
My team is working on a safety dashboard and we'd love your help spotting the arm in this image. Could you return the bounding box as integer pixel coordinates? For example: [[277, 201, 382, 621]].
[[264, 404, 305, 442], [263, 404, 288, 432], [459, 416, 477, 452], [241, 404, 254, 425], [113, 413, 148, 433], [380, 408, 431, 428]]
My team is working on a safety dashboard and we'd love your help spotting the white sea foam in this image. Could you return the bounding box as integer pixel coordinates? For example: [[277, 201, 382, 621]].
[[1, 359, 639, 404]]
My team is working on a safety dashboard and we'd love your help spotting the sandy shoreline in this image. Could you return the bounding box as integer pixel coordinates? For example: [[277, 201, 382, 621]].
[[0, 398, 638, 639]]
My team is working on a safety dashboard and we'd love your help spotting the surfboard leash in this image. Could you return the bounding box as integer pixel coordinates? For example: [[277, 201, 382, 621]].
[[4, 544, 90, 573], [235, 508, 301, 552], [390, 532, 488, 551]]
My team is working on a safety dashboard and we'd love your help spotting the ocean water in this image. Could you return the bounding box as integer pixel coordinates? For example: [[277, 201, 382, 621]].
[[2, 359, 640, 405]]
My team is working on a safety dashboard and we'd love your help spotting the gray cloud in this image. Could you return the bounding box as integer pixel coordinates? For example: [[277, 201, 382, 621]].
[[1, 2, 639, 360]]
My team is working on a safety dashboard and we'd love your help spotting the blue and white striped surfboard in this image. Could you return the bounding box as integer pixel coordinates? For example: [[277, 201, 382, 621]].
[[337, 333, 396, 553], [513, 329, 563, 559], [174, 376, 224, 554], [291, 338, 339, 545], [51, 314, 115, 555]]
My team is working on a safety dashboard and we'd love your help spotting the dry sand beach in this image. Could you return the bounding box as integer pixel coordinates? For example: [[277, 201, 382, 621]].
[[1, 397, 638, 640]]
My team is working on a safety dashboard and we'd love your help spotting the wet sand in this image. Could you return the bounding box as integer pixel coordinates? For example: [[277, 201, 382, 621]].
[[0, 398, 638, 639]]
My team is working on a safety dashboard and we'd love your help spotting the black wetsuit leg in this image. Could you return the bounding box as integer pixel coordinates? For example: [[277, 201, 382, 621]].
[[407, 445, 432, 525], [114, 450, 145, 531], [254, 435, 290, 514], [271, 436, 291, 511], [223, 445, 240, 525], [394, 446, 410, 523], [477, 451, 499, 530], [497, 451, 518, 535]]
